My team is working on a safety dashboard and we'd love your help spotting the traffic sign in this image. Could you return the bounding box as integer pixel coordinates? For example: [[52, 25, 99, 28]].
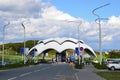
[[31, 51, 34, 56], [80, 47, 84, 51], [75, 47, 79, 55], [20, 48, 24, 54]]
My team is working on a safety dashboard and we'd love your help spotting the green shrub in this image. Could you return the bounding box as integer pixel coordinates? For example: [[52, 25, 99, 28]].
[[92, 62, 107, 69], [74, 60, 84, 69], [108, 50, 120, 58]]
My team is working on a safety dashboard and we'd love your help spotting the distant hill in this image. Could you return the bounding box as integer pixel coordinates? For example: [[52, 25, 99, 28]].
[[0, 40, 39, 54]]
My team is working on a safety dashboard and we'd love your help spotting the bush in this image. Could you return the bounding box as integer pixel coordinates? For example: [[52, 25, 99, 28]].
[[108, 50, 120, 58], [74, 60, 84, 69], [92, 62, 107, 69]]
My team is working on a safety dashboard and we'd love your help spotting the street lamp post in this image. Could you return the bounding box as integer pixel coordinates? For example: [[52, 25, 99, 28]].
[[21, 23, 26, 64], [68, 20, 82, 65], [2, 21, 10, 66], [77, 22, 82, 65], [31, 31, 37, 57], [92, 3, 110, 65]]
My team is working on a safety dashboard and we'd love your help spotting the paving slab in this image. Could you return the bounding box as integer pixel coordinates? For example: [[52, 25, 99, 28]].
[[75, 64, 106, 80]]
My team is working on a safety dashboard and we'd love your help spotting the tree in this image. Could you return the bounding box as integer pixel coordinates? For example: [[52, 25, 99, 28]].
[[108, 50, 120, 58]]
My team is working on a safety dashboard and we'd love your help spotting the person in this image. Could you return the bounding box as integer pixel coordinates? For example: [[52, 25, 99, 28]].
[[85, 60, 90, 65], [52, 58, 54, 63]]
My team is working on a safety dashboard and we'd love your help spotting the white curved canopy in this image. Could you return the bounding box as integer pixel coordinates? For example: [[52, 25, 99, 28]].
[[27, 38, 96, 57]]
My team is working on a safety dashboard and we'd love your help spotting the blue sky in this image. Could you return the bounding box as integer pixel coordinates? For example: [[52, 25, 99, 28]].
[[42, 0, 120, 21], [0, 0, 120, 51]]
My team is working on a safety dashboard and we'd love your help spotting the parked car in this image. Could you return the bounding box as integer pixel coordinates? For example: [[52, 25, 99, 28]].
[[107, 60, 120, 71]]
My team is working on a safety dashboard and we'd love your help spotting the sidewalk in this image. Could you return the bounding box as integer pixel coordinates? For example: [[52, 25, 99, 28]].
[[75, 64, 106, 80]]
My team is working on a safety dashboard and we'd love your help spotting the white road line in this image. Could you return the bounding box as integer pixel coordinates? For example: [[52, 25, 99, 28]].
[[8, 77, 17, 80], [42, 67, 51, 70], [8, 66, 53, 80], [34, 67, 52, 73], [34, 70, 41, 72], [19, 72, 32, 77], [75, 73, 79, 80]]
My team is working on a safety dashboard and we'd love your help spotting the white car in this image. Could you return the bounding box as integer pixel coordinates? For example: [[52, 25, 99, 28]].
[[107, 60, 120, 71]]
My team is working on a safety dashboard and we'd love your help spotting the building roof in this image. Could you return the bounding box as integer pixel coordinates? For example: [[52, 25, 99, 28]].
[[28, 38, 96, 57]]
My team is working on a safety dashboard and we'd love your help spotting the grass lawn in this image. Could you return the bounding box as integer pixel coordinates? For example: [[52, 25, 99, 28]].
[[0, 55, 23, 63], [96, 72, 120, 80]]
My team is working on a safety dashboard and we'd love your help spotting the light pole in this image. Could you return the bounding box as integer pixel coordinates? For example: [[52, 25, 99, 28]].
[[2, 21, 10, 66], [31, 31, 37, 57], [68, 20, 82, 64], [77, 22, 82, 65], [92, 3, 110, 65], [21, 22, 26, 64]]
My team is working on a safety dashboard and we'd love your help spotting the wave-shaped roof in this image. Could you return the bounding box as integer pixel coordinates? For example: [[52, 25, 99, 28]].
[[37, 38, 84, 44], [28, 37, 96, 57]]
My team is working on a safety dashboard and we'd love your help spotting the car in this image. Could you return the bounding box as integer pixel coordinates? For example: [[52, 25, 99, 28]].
[[107, 60, 120, 71]]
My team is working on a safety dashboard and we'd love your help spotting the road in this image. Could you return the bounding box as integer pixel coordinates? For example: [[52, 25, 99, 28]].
[[0, 63, 78, 80]]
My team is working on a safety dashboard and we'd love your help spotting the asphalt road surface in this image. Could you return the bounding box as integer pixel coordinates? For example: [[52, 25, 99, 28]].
[[0, 63, 78, 80]]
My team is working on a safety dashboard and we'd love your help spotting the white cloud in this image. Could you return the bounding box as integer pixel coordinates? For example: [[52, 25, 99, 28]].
[[102, 35, 113, 42], [108, 16, 120, 26], [0, 0, 120, 50], [0, 0, 42, 19], [41, 6, 76, 20], [86, 31, 97, 37]]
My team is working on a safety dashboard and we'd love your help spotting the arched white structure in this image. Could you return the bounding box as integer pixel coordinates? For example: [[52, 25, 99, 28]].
[[27, 38, 96, 57]]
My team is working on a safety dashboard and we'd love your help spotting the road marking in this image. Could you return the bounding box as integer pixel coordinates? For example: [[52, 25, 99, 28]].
[[42, 67, 51, 70], [20, 66, 52, 77], [75, 73, 79, 80], [8, 77, 17, 80], [34, 69, 41, 72], [8, 66, 53, 80], [19, 72, 32, 77], [33, 66, 53, 73]]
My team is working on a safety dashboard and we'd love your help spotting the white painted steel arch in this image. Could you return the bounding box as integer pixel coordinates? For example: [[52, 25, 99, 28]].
[[27, 38, 96, 57]]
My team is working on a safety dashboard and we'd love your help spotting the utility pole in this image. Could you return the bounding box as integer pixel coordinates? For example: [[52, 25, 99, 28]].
[[2, 21, 10, 66], [68, 20, 82, 64], [21, 22, 26, 64], [92, 3, 110, 65]]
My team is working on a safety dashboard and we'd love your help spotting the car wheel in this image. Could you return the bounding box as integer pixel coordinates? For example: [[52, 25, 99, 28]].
[[111, 66, 115, 71]]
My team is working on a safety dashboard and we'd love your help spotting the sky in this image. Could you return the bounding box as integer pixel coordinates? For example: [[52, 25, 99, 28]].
[[0, 0, 120, 51]]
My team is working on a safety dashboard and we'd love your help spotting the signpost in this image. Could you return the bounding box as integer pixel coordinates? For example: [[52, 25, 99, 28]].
[[31, 51, 34, 57], [75, 47, 84, 64], [80, 47, 84, 51], [20, 48, 24, 54], [20, 48, 29, 63], [75, 47, 79, 55]]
